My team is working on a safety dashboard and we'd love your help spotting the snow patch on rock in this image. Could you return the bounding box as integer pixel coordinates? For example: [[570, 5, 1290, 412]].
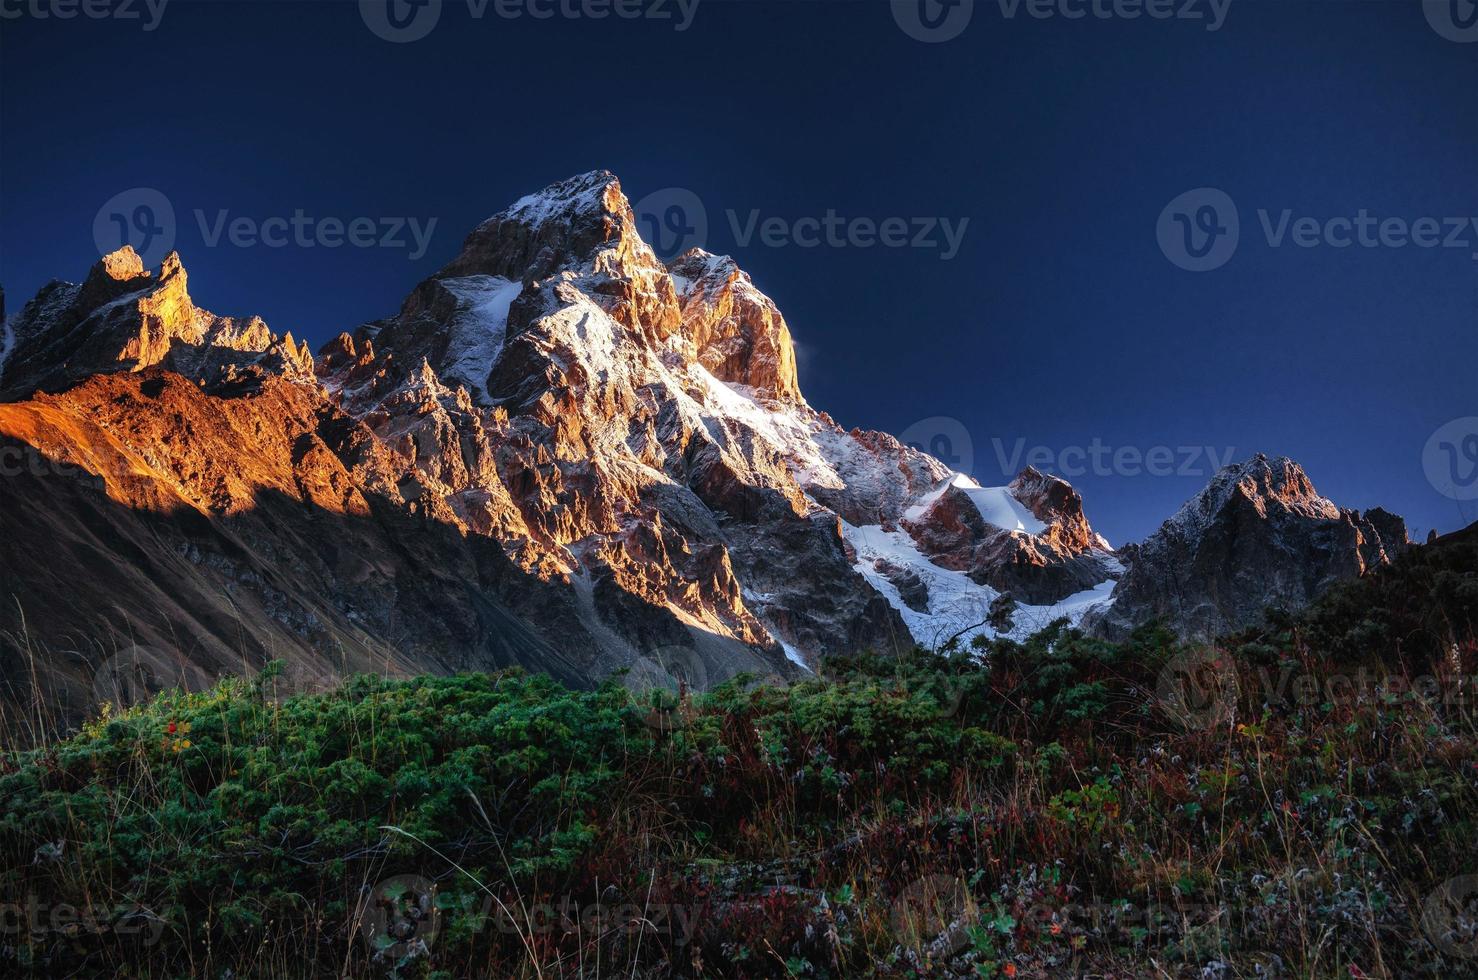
[[904, 473, 1045, 535], [841, 519, 1117, 649], [440, 275, 523, 403]]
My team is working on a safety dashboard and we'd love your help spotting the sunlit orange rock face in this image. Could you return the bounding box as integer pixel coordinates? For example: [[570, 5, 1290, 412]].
[[1, 245, 312, 400], [668, 249, 802, 403], [0, 172, 921, 713]]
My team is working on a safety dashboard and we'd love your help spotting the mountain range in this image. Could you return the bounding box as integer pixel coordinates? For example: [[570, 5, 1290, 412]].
[[0, 171, 1412, 714]]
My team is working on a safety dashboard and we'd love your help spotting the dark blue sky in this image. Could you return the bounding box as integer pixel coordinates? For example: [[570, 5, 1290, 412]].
[[2, 0, 1474, 543]]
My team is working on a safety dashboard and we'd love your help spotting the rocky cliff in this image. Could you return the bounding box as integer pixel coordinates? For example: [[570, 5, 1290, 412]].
[[1084, 454, 1410, 641]]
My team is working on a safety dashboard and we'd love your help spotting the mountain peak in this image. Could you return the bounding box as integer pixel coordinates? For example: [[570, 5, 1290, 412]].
[[383, 175, 805, 403], [668, 247, 802, 403], [1087, 453, 1410, 640], [92, 245, 146, 283], [502, 169, 624, 225], [1189, 453, 1339, 527], [1008, 466, 1113, 553], [2, 250, 311, 400], [439, 170, 646, 283]]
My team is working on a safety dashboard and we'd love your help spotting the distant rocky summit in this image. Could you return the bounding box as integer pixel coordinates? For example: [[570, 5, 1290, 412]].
[[1084, 454, 1409, 641], [0, 172, 1411, 714]]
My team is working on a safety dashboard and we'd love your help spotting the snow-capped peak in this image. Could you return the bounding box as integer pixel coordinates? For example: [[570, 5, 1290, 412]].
[[500, 169, 625, 228], [1167, 453, 1341, 539]]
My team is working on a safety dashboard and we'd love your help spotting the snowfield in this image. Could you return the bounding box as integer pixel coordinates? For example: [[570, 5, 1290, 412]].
[[841, 518, 1118, 649], [905, 472, 1047, 534], [439, 275, 525, 404]]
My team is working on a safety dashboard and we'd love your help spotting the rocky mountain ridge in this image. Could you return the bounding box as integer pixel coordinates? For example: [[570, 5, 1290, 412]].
[[1084, 453, 1409, 640], [0, 171, 1409, 712]]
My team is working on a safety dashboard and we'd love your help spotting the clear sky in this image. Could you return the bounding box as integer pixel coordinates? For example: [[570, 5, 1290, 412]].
[[1, 0, 1474, 544]]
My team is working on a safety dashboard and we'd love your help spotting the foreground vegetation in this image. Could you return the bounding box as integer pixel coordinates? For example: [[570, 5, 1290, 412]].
[[1, 530, 1475, 978]]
